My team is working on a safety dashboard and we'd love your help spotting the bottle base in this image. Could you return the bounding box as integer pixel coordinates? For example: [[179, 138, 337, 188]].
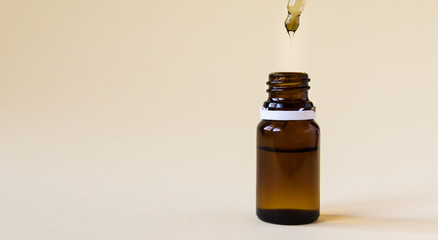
[[256, 208, 319, 225]]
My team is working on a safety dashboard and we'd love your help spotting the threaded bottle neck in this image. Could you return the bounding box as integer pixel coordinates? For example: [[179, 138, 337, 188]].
[[264, 72, 314, 111]]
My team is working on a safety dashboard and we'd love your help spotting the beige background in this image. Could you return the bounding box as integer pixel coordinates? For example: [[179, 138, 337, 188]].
[[1, 0, 438, 239]]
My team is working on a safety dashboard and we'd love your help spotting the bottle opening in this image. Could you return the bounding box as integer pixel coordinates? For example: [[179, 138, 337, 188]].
[[270, 72, 309, 83], [268, 72, 310, 91]]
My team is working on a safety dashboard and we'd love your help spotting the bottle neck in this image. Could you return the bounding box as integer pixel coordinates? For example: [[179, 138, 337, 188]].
[[263, 72, 314, 111]]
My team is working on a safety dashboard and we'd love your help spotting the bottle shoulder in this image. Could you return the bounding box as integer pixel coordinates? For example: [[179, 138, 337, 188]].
[[257, 120, 319, 150], [257, 120, 319, 133]]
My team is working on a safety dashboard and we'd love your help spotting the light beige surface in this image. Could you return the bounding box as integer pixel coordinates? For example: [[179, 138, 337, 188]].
[[1, 0, 438, 239]]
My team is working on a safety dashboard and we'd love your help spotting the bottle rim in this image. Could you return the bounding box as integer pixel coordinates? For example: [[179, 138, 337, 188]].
[[270, 72, 308, 79]]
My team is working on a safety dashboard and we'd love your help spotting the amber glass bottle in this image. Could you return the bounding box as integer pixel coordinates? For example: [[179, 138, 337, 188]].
[[256, 72, 320, 225]]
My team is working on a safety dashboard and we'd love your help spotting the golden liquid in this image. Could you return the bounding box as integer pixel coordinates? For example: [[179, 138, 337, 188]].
[[285, 0, 307, 33]]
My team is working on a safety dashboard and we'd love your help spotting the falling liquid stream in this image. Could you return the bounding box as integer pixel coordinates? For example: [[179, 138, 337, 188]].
[[285, 0, 306, 71], [289, 32, 295, 71]]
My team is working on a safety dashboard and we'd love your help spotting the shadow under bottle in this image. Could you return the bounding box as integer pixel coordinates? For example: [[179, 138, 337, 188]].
[[256, 72, 320, 225]]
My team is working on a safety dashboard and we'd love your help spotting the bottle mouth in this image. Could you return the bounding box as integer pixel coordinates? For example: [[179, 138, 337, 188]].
[[268, 72, 310, 90], [270, 72, 308, 81]]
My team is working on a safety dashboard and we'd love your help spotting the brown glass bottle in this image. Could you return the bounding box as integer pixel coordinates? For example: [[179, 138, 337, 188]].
[[256, 72, 320, 225]]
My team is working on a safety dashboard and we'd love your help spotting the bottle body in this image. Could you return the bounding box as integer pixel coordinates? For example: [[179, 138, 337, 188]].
[[257, 120, 320, 225], [256, 72, 320, 225]]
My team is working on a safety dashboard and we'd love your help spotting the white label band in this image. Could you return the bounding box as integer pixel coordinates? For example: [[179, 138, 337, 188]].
[[260, 107, 316, 121]]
